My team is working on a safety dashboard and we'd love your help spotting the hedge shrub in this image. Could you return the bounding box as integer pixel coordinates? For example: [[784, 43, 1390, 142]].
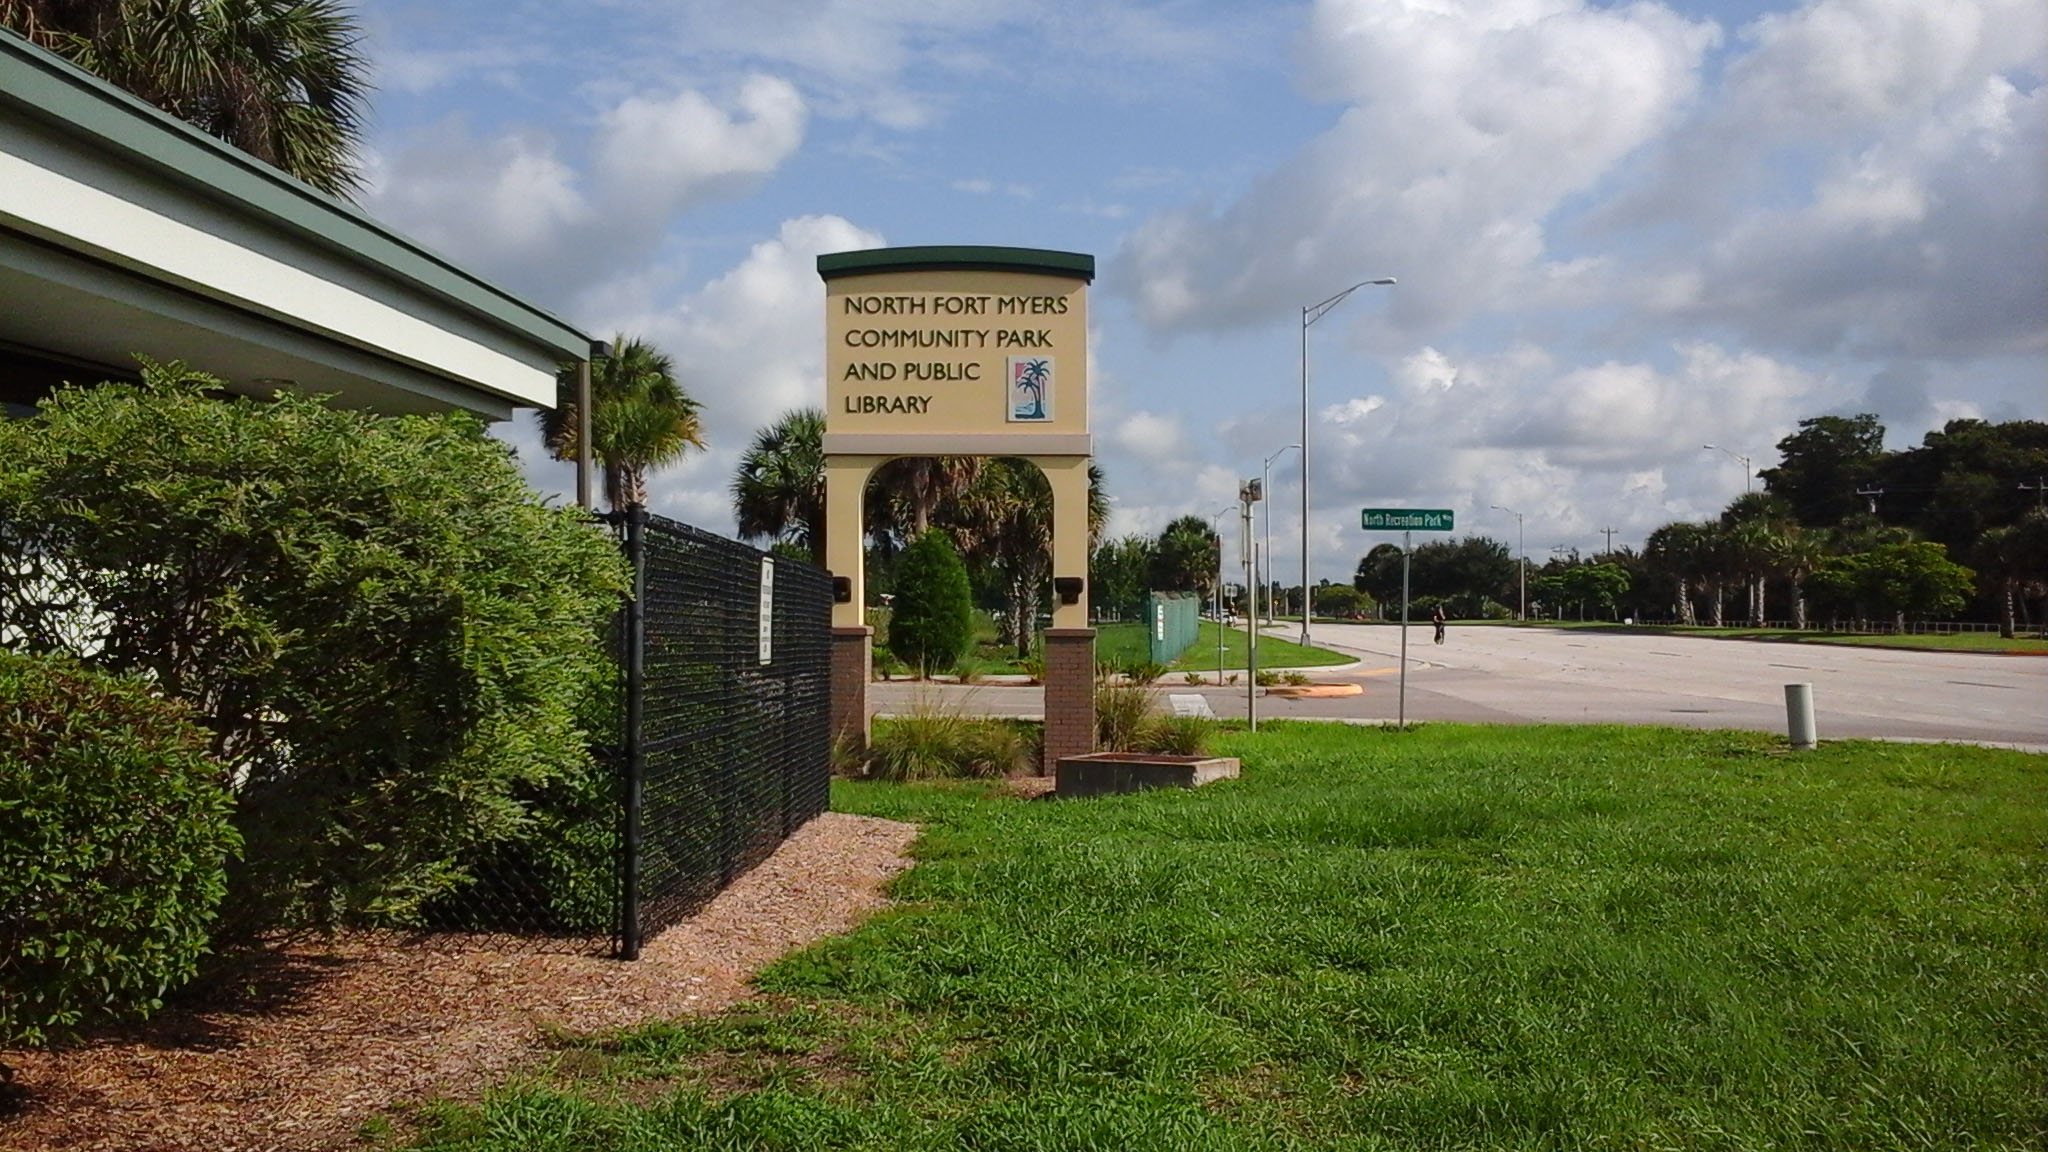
[[0, 363, 628, 932], [0, 651, 240, 1045], [887, 530, 974, 675]]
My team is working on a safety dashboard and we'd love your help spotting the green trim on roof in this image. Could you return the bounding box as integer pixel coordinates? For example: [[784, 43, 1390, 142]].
[[0, 31, 592, 361], [818, 246, 1094, 283]]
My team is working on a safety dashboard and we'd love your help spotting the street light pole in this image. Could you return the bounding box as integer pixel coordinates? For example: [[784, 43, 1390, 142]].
[[1702, 443, 1753, 494], [1210, 506, 1234, 680], [1490, 504, 1525, 621], [1300, 277, 1396, 648], [1262, 444, 1300, 629]]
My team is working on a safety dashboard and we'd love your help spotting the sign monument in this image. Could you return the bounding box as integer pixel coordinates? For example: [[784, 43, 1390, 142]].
[[819, 247, 1095, 768]]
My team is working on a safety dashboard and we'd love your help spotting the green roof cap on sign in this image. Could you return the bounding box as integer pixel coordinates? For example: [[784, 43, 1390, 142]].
[[817, 246, 1094, 282]]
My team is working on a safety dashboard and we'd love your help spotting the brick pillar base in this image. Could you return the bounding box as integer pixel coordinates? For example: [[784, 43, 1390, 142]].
[[1042, 628, 1096, 775], [831, 627, 872, 757]]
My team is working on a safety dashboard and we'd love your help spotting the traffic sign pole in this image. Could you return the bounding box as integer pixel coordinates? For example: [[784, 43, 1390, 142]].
[[1359, 508, 1453, 731], [1399, 530, 1410, 730]]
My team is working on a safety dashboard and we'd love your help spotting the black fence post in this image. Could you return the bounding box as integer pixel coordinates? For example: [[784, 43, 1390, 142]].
[[621, 502, 647, 960]]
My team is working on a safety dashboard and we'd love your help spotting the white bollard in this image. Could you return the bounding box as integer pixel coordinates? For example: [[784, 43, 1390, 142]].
[[1784, 682, 1817, 750]]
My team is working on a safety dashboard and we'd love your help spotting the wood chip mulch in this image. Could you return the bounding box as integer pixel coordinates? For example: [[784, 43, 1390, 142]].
[[0, 811, 919, 1152]]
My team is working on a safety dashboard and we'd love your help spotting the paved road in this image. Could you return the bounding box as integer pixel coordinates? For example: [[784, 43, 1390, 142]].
[[869, 625, 2048, 748]]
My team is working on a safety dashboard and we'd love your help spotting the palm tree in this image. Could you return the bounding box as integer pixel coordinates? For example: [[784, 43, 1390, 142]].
[[731, 408, 825, 562], [538, 335, 703, 511], [3, 0, 368, 197], [953, 459, 1051, 656], [869, 456, 981, 541], [1151, 515, 1221, 600], [1975, 509, 2048, 639], [1775, 526, 1827, 630], [1721, 492, 1796, 625], [1644, 521, 1707, 625]]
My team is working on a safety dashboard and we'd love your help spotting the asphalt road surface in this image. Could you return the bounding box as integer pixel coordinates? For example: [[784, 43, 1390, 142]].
[[869, 625, 2047, 749]]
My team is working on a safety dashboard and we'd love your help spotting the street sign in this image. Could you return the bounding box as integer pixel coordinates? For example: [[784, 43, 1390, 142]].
[[1361, 508, 1454, 531]]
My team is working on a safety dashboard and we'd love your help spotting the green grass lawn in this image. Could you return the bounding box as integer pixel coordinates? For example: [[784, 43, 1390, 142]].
[[1096, 620, 1355, 674], [398, 723, 2045, 1150], [1529, 620, 2048, 654]]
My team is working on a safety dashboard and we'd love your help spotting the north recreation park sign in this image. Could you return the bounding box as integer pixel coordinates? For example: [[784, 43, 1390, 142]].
[[1361, 508, 1455, 532]]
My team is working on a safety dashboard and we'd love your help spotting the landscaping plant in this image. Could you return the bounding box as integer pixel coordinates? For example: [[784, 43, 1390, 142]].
[[886, 530, 974, 676], [0, 364, 628, 932], [0, 651, 240, 1048]]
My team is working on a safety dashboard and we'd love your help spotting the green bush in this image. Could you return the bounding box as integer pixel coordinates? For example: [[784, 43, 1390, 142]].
[[0, 365, 628, 931], [887, 531, 974, 675], [0, 651, 240, 1046]]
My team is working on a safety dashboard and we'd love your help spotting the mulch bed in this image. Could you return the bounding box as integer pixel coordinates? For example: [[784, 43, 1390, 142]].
[[0, 812, 918, 1152]]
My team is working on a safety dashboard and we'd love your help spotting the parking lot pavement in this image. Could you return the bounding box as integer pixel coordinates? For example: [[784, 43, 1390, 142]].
[[870, 625, 2047, 747]]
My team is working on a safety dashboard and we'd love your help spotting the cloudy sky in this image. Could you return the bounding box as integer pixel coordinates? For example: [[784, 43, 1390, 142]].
[[355, 0, 2045, 582]]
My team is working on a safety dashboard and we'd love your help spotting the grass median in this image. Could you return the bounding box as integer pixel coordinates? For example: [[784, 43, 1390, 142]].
[[402, 724, 2046, 1150]]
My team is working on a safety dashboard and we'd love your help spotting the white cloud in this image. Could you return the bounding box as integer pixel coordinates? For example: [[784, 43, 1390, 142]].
[[595, 76, 808, 207], [619, 216, 886, 525], [1117, 0, 1719, 336], [366, 80, 810, 300], [362, 122, 590, 273]]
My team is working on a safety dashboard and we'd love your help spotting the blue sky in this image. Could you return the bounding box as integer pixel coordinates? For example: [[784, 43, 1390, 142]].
[[354, 0, 2045, 583]]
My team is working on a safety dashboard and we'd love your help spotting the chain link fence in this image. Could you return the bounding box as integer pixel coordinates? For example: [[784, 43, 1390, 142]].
[[613, 506, 833, 957]]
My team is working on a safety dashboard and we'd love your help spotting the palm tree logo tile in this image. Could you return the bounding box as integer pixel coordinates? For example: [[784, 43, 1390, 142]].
[[1007, 357, 1053, 422]]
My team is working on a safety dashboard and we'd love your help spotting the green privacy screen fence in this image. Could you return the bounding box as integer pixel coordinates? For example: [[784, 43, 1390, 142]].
[[1147, 592, 1201, 664]]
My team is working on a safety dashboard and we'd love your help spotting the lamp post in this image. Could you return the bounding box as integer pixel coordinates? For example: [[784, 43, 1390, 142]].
[[1702, 443, 1753, 494], [1210, 505, 1234, 679], [1301, 277, 1396, 647], [1262, 444, 1300, 629], [1490, 504, 1525, 621]]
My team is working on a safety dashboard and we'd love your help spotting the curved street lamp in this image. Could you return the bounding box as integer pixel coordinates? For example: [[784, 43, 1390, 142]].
[[1262, 443, 1300, 629], [1209, 505, 1235, 677], [1301, 277, 1396, 646], [1490, 504, 1526, 621], [1702, 443, 1753, 494]]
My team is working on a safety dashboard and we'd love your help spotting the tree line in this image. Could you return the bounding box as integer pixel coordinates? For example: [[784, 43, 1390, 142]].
[[1340, 415, 2047, 637]]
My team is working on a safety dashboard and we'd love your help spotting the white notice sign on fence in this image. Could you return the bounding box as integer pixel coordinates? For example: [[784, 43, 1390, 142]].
[[758, 558, 774, 664]]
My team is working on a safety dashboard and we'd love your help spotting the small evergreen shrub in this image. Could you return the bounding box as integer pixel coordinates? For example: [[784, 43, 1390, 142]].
[[0, 651, 240, 1046], [1282, 671, 1312, 686], [1183, 671, 1205, 686], [887, 531, 974, 675], [1255, 670, 1280, 687]]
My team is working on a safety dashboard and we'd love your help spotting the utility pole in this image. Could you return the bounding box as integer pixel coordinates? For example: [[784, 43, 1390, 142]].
[[1600, 526, 1617, 556], [1856, 486, 1884, 515], [2022, 479, 2046, 509]]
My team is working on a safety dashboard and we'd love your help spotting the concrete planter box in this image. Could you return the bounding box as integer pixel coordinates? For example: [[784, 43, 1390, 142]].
[[1055, 751, 1240, 798]]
